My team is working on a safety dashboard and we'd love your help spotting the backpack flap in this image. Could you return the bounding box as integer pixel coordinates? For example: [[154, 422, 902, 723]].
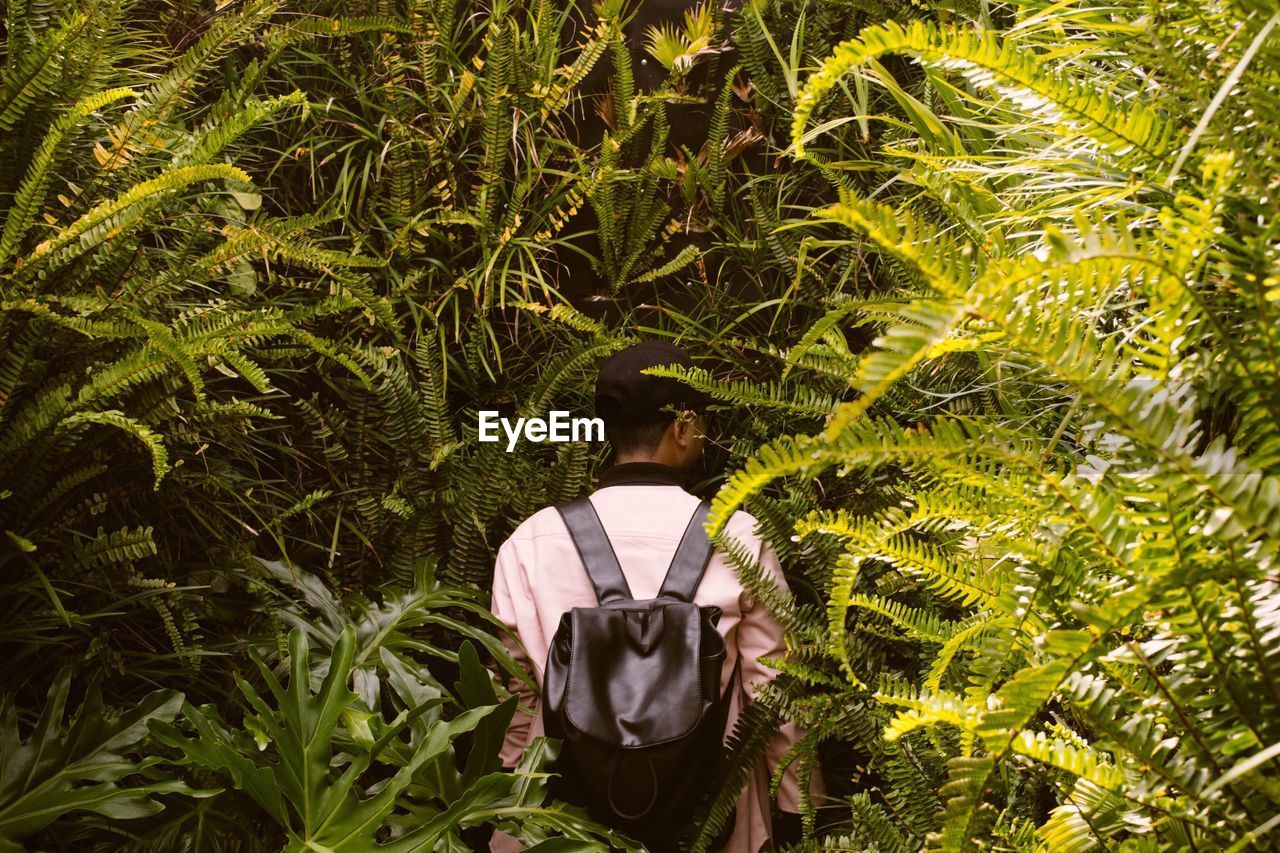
[[561, 599, 716, 746]]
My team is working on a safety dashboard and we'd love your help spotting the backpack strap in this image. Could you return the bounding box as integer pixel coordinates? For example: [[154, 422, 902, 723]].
[[557, 498, 632, 604], [657, 500, 714, 602]]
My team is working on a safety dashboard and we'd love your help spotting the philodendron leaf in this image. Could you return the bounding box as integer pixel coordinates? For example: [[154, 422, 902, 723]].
[[452, 641, 516, 784], [295, 704, 511, 851], [524, 839, 611, 852], [381, 772, 517, 853], [454, 640, 498, 707], [149, 702, 289, 827], [154, 626, 524, 851], [462, 696, 518, 786], [344, 708, 377, 749], [0, 669, 195, 847], [151, 628, 362, 838]]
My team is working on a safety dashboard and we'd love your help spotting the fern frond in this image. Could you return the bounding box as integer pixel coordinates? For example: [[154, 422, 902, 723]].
[[0, 87, 135, 266], [681, 698, 780, 852], [628, 244, 700, 285], [22, 164, 252, 272], [1011, 730, 1125, 790], [58, 409, 171, 488], [97, 1, 276, 171], [814, 192, 973, 296], [264, 15, 411, 51], [705, 64, 738, 210], [0, 11, 86, 132], [643, 364, 840, 417], [173, 91, 307, 168], [71, 524, 158, 569], [793, 21, 1176, 164], [520, 338, 625, 418], [877, 682, 982, 742]]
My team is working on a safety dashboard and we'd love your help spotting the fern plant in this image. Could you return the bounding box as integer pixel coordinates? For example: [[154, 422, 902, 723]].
[[698, 1, 1280, 849], [0, 0, 398, 698]]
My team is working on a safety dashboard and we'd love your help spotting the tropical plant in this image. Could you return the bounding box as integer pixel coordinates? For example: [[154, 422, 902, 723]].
[[688, 1, 1280, 849], [243, 555, 534, 711], [154, 622, 635, 850], [7, 0, 1280, 848], [0, 670, 194, 850], [0, 0, 401, 699]]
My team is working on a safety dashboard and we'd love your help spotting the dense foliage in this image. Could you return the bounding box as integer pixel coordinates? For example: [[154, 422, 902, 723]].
[[2, 0, 1278, 849]]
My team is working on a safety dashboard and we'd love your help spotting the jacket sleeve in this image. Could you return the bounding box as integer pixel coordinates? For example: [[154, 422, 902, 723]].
[[734, 537, 827, 814], [490, 538, 541, 770]]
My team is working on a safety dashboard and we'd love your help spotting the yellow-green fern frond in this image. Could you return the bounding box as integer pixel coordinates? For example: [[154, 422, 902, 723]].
[[644, 364, 841, 417], [0, 87, 136, 267], [792, 21, 1176, 164], [22, 164, 252, 273]]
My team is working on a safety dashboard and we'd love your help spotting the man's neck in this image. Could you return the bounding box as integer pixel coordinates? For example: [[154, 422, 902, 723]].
[[597, 460, 687, 489]]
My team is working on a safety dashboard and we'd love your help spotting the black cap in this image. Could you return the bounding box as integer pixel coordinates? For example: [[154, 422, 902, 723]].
[[594, 341, 709, 427]]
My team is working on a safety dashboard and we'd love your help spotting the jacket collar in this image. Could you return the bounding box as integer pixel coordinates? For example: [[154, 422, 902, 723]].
[[596, 461, 687, 489]]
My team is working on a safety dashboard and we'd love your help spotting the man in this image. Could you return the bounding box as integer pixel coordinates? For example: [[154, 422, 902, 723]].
[[489, 341, 822, 851]]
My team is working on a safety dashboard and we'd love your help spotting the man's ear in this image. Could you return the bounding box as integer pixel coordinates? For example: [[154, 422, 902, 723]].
[[671, 410, 698, 446]]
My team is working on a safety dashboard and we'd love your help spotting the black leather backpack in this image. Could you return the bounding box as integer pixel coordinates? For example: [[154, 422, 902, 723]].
[[543, 497, 737, 850]]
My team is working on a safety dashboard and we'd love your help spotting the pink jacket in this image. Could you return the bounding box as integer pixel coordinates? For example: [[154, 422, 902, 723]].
[[488, 466, 824, 852]]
